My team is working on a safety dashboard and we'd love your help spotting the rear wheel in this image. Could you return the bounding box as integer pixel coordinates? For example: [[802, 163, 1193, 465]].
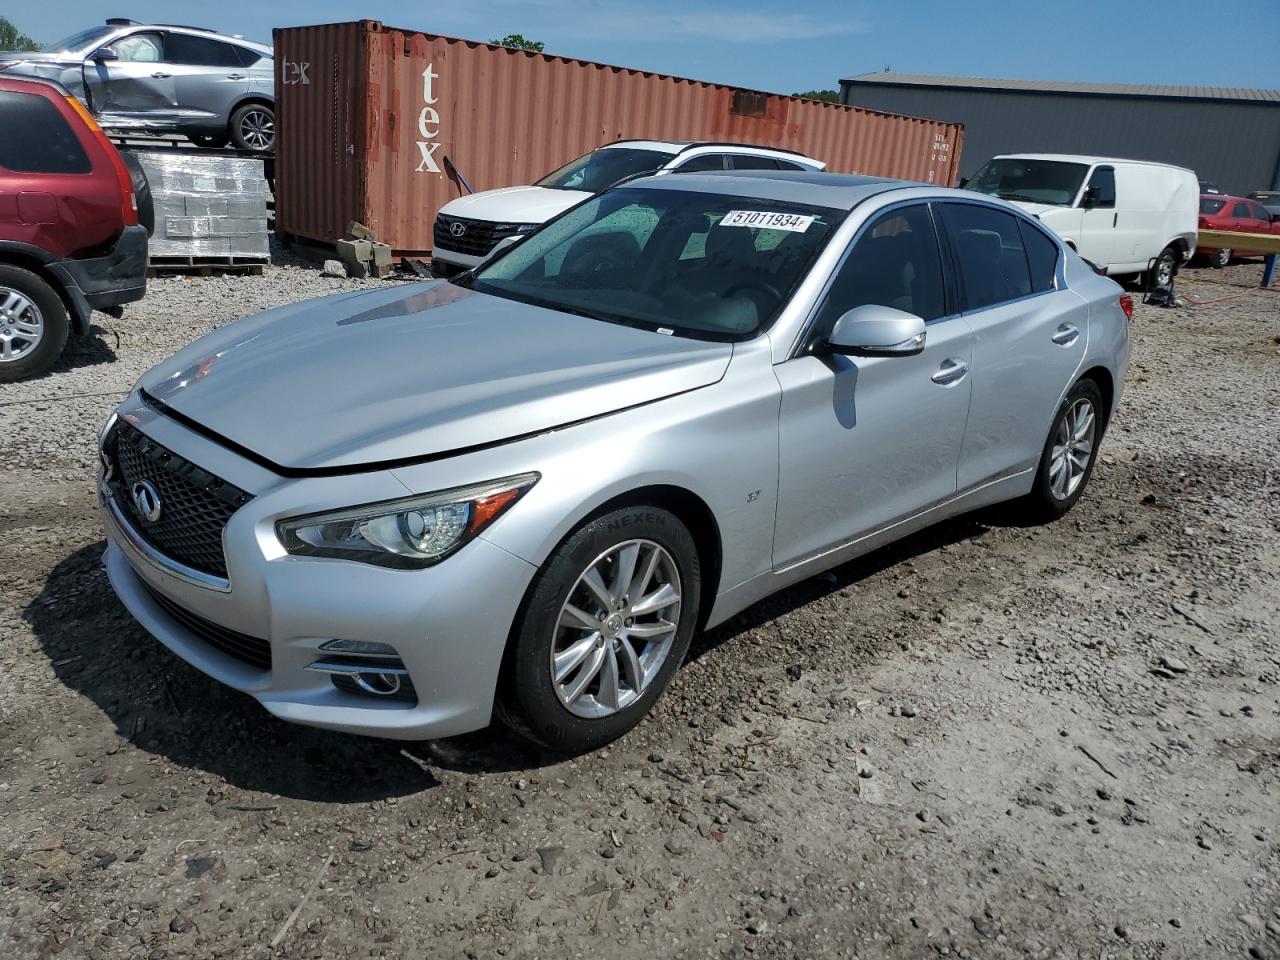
[[1016, 379, 1104, 522], [229, 103, 274, 153], [1146, 245, 1178, 288], [1211, 247, 1231, 269], [496, 506, 701, 753], [0, 265, 68, 382], [187, 133, 229, 149]]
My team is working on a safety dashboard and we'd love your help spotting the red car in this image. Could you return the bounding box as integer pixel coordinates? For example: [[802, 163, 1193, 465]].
[[0, 76, 147, 381], [1196, 194, 1280, 268]]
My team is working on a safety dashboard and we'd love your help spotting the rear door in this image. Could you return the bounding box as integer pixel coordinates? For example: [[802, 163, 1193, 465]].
[[772, 202, 972, 568], [937, 201, 1088, 490], [84, 31, 177, 121], [162, 32, 251, 121]]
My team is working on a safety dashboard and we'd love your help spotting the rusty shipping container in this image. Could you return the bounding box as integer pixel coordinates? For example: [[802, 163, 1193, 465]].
[[274, 20, 965, 255]]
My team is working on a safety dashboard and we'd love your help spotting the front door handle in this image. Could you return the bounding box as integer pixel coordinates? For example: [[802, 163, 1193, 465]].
[[931, 358, 969, 386], [227, 73, 245, 80], [1051, 324, 1081, 346], [150, 72, 172, 79]]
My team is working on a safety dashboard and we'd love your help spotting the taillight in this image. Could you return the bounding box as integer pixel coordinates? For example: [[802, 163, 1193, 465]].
[[1198, 216, 1208, 228], [63, 94, 138, 228], [1119, 294, 1134, 319]]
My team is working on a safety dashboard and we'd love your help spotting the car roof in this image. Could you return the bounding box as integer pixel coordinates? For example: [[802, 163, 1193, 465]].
[[620, 169, 916, 209], [994, 153, 1195, 174], [602, 139, 815, 161]]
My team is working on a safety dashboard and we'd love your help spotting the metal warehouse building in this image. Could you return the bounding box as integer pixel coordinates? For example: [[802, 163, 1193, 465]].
[[840, 73, 1280, 194]]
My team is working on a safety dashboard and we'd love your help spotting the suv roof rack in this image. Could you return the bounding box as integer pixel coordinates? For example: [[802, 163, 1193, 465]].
[[105, 18, 138, 26], [152, 23, 218, 33]]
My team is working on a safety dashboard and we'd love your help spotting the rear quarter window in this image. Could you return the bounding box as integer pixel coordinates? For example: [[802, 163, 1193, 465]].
[[0, 91, 91, 174], [1018, 220, 1060, 292]]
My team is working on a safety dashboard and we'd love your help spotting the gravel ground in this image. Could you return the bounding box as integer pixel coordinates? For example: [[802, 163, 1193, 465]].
[[1, 255, 1278, 960]]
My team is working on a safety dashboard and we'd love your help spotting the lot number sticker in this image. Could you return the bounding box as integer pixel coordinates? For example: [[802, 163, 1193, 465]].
[[719, 210, 815, 232]]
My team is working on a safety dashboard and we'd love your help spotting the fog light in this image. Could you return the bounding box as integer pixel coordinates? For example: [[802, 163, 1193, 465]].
[[319, 639, 399, 658], [354, 671, 402, 696], [305, 655, 417, 703]]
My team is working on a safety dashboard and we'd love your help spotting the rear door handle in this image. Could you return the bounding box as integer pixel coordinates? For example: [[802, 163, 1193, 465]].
[[150, 72, 172, 79], [1051, 324, 1081, 346], [931, 358, 969, 386]]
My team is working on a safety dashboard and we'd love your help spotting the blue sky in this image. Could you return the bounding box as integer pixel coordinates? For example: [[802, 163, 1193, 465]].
[[18, 0, 1280, 93]]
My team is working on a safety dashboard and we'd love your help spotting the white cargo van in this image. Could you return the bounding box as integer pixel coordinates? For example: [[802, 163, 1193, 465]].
[[964, 154, 1199, 285]]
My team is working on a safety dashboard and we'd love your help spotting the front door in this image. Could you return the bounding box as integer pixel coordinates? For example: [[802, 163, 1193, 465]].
[[85, 31, 177, 122], [773, 203, 973, 569], [1078, 165, 1116, 269]]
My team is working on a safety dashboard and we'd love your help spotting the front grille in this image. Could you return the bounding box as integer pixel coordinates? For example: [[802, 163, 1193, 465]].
[[433, 214, 512, 257], [143, 583, 272, 670], [107, 421, 250, 579]]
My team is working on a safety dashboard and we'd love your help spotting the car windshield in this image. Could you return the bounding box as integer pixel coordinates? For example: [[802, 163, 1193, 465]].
[[459, 187, 844, 341], [42, 26, 114, 53], [966, 158, 1089, 206], [1200, 198, 1226, 215], [536, 147, 676, 193]]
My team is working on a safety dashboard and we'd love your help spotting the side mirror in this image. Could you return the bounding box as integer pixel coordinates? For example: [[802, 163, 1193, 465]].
[[957, 176, 969, 189], [91, 47, 119, 62], [823, 304, 926, 357], [1080, 186, 1100, 209]]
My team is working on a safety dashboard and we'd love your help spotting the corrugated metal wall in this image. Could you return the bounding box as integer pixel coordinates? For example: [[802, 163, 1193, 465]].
[[275, 21, 965, 254], [840, 81, 1280, 194]]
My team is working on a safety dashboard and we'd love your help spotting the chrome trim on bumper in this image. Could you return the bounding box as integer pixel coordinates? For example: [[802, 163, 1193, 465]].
[[102, 484, 232, 593], [304, 660, 410, 676]]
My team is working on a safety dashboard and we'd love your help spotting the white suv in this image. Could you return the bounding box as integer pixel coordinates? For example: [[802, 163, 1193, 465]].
[[430, 140, 824, 276]]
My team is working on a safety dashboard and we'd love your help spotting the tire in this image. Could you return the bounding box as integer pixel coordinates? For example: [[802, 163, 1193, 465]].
[[0, 264, 69, 383], [187, 133, 229, 149], [118, 151, 154, 236], [229, 103, 274, 153], [496, 506, 701, 754], [1211, 247, 1231, 269], [1017, 379, 1105, 523], [1146, 246, 1178, 288]]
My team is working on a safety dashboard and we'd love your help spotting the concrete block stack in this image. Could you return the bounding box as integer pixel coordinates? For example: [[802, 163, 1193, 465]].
[[134, 153, 270, 261]]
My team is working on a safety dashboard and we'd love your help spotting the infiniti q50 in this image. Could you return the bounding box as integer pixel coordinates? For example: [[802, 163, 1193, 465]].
[[98, 171, 1130, 753]]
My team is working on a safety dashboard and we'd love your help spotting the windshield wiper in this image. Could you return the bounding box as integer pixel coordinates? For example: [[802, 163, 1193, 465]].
[[999, 193, 1057, 204]]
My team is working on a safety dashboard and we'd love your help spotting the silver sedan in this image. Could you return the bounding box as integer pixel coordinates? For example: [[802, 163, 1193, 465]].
[[98, 171, 1130, 753]]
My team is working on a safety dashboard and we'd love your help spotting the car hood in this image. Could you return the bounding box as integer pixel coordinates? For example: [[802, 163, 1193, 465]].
[[0, 50, 70, 63], [140, 282, 732, 472], [1006, 200, 1072, 219], [438, 185, 591, 224]]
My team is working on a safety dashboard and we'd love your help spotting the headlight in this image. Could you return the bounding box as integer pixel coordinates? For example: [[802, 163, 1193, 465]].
[[276, 473, 539, 569]]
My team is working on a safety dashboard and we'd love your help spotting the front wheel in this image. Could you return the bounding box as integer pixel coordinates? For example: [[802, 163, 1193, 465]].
[[1146, 246, 1178, 288], [1017, 379, 1105, 522], [496, 506, 701, 753], [229, 103, 275, 153]]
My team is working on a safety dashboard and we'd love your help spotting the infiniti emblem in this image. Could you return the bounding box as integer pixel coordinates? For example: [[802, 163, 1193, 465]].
[[449, 221, 466, 237], [131, 480, 163, 523]]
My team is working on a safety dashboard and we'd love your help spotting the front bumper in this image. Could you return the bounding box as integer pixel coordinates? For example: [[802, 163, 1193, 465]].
[[48, 224, 148, 329], [99, 455, 538, 741]]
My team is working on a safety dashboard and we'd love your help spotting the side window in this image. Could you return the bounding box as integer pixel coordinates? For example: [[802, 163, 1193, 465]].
[[814, 204, 946, 333], [774, 159, 807, 171], [108, 32, 164, 62], [1018, 220, 1060, 292], [1250, 203, 1272, 221], [1230, 202, 1250, 218], [165, 33, 243, 67], [728, 154, 779, 170], [0, 91, 91, 174], [1084, 166, 1115, 208], [233, 46, 263, 67], [939, 204, 1034, 311], [674, 154, 726, 172]]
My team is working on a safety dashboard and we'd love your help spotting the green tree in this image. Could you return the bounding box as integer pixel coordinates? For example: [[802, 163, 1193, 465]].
[[0, 17, 39, 51], [793, 89, 840, 103], [489, 34, 544, 53]]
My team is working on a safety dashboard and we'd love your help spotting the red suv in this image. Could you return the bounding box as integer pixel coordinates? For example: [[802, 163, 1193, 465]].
[[0, 76, 147, 381], [1196, 194, 1280, 268]]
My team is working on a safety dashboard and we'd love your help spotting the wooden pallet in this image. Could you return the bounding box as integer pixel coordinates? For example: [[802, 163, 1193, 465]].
[[147, 256, 268, 277]]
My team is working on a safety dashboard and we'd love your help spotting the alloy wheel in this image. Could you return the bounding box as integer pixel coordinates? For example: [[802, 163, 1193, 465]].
[[1049, 398, 1095, 500], [550, 539, 682, 719], [240, 109, 275, 151], [1155, 256, 1174, 287], [0, 286, 43, 363]]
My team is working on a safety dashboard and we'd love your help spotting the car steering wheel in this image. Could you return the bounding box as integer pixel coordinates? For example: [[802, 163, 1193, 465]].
[[725, 280, 783, 303]]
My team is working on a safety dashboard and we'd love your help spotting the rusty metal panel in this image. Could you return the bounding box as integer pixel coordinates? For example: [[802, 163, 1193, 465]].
[[275, 21, 965, 254]]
